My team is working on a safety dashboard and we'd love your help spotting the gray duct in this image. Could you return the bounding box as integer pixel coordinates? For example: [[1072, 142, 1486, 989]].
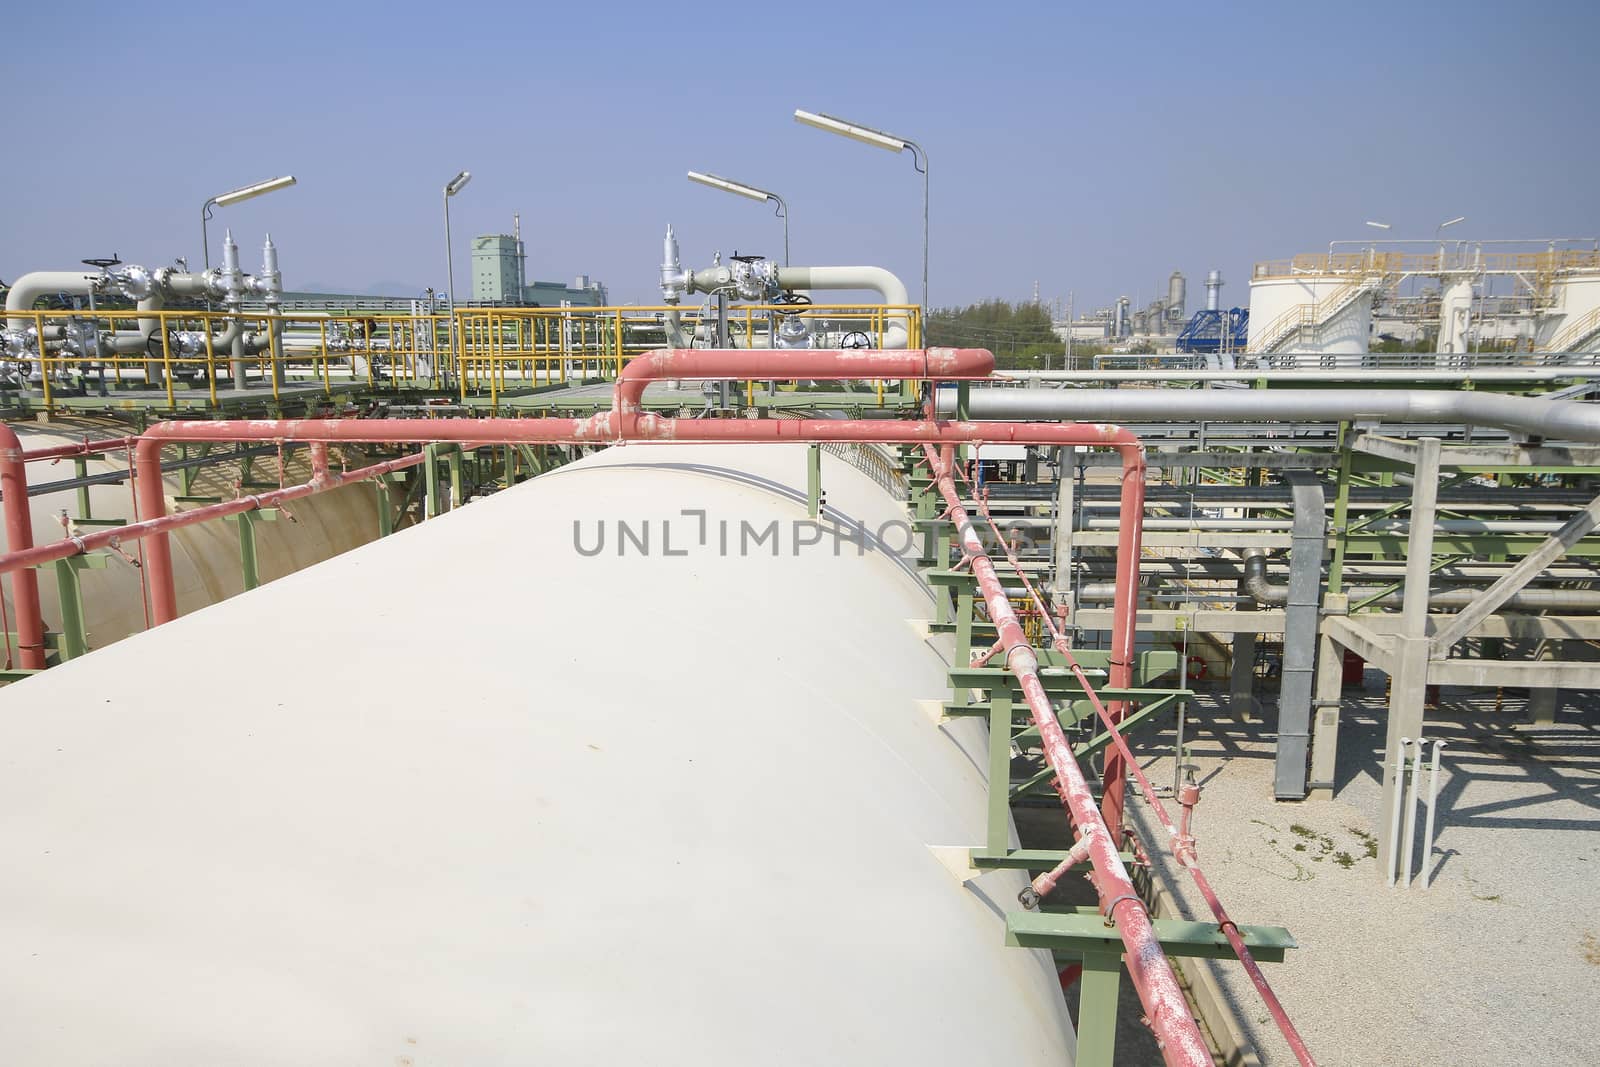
[[942, 387, 1600, 442]]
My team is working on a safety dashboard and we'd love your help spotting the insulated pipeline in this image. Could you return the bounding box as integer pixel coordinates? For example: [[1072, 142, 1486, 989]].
[[939, 386, 1600, 442]]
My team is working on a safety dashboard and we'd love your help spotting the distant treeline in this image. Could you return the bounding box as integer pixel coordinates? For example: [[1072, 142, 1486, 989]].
[[925, 300, 1088, 369]]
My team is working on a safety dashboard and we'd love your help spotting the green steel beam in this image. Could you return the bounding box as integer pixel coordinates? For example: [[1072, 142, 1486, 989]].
[[1007, 909, 1297, 963]]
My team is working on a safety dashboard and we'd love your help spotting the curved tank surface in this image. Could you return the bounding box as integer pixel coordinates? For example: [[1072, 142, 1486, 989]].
[[1247, 274, 1372, 354], [0, 442, 1077, 1064], [0, 419, 385, 652]]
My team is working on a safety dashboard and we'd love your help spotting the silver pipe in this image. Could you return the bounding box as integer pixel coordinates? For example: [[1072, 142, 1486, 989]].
[[1388, 738, 1410, 887], [1239, 551, 1600, 609], [996, 368, 1600, 384], [776, 266, 911, 348], [5, 271, 99, 332], [1419, 740, 1447, 890], [1401, 738, 1424, 888], [944, 386, 1600, 442]]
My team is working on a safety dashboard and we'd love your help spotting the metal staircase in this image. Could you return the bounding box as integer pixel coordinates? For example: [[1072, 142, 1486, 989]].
[[1246, 273, 1385, 354], [1546, 304, 1600, 353]]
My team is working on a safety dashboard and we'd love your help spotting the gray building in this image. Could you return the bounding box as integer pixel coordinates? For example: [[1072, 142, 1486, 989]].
[[471, 233, 608, 307]]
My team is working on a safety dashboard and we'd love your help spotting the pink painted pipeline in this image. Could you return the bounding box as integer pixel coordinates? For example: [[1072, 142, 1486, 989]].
[[924, 442, 1211, 1067], [0, 434, 141, 669], [960, 463, 1318, 1065], [0, 451, 426, 582], [0, 426, 47, 669]]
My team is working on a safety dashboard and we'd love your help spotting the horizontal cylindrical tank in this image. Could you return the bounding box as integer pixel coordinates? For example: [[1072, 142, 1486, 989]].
[[0, 418, 385, 654], [0, 442, 1075, 1063]]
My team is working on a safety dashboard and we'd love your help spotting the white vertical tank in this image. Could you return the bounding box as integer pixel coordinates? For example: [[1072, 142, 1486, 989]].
[[1436, 276, 1477, 356], [1167, 271, 1186, 324], [1537, 271, 1600, 352], [1247, 269, 1372, 354], [0, 442, 1077, 1064]]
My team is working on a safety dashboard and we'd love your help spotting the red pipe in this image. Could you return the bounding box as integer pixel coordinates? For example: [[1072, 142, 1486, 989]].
[[611, 346, 991, 433], [0, 426, 46, 669], [23, 436, 136, 463], [132, 415, 1139, 628], [923, 443, 1211, 1067], [958, 465, 1318, 1065], [0, 452, 426, 583]]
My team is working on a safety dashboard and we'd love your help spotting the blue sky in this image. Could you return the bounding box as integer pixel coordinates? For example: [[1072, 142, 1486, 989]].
[[3, 1, 1596, 314]]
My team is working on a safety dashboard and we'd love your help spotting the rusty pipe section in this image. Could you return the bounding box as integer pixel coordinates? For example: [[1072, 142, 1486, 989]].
[[923, 442, 1210, 1066]]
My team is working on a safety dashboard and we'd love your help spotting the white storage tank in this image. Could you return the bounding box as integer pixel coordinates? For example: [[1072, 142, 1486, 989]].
[[0, 419, 385, 654], [1537, 270, 1600, 352], [1247, 269, 1372, 355], [0, 442, 1076, 1064]]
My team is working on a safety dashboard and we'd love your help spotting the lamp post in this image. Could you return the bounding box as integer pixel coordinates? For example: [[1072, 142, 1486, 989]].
[[201, 175, 296, 273], [442, 170, 472, 385], [794, 109, 928, 318], [443, 170, 472, 312], [1435, 215, 1466, 270], [687, 171, 788, 265]]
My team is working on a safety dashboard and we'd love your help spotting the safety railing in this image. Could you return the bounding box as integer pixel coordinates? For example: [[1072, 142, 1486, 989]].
[[3, 304, 921, 410], [1547, 304, 1600, 353], [6, 308, 451, 408], [1253, 249, 1600, 280], [453, 303, 922, 406]]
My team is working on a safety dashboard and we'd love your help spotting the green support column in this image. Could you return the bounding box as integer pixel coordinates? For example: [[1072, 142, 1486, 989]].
[[934, 527, 954, 625], [1076, 950, 1123, 1067], [447, 447, 464, 509], [238, 511, 260, 590], [376, 479, 394, 538], [807, 443, 822, 518], [51, 557, 95, 660], [986, 692, 1013, 854], [953, 589, 975, 705], [423, 444, 441, 519], [74, 457, 91, 520]]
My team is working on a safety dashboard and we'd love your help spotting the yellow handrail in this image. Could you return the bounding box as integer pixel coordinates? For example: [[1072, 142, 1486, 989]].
[[6, 303, 921, 410], [1547, 304, 1600, 352]]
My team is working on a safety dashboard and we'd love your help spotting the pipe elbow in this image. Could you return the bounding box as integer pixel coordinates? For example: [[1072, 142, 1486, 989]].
[[1240, 549, 1287, 605]]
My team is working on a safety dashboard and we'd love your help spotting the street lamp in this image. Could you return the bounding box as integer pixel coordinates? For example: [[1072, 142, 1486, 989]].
[[687, 171, 789, 265], [441, 170, 471, 386], [443, 170, 472, 311], [1435, 215, 1466, 268], [201, 175, 296, 272], [1365, 221, 1391, 230], [794, 109, 928, 316]]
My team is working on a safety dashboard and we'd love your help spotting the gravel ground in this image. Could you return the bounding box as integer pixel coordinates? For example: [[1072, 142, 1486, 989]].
[[1125, 680, 1600, 1067]]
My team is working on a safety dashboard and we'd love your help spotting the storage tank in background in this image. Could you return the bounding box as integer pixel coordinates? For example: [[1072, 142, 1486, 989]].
[[0, 442, 1077, 1063], [0, 418, 386, 654]]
